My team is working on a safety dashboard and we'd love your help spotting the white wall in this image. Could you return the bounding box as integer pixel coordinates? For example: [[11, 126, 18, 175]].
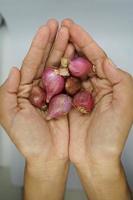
[[0, 0, 133, 189]]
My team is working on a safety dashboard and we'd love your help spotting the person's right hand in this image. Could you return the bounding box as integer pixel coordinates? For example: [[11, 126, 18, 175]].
[[0, 19, 75, 200], [0, 19, 71, 163]]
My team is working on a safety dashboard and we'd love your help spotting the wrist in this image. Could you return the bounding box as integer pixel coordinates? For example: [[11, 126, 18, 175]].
[[74, 159, 131, 200], [25, 157, 69, 181], [74, 156, 122, 178], [24, 158, 69, 200]]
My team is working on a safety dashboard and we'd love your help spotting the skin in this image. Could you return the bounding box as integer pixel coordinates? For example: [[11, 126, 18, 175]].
[[0, 18, 133, 200], [0, 19, 74, 200], [61, 19, 133, 200]]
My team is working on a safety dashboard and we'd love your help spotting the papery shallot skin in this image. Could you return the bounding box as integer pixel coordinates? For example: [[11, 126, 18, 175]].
[[46, 94, 72, 120], [29, 86, 46, 108], [68, 57, 93, 78], [73, 91, 94, 113], [65, 77, 81, 96], [42, 67, 65, 103]]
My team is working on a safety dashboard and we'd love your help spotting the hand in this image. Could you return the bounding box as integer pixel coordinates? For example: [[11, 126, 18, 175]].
[[62, 19, 133, 200], [0, 19, 70, 163], [0, 19, 74, 200], [62, 19, 133, 166]]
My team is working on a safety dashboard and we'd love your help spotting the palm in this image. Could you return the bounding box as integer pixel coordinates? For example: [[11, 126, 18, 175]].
[[69, 66, 133, 163], [0, 20, 71, 162], [69, 76, 114, 161], [59, 20, 132, 163], [10, 98, 68, 160]]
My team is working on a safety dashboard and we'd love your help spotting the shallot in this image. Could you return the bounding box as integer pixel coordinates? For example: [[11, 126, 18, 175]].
[[29, 55, 95, 120], [73, 91, 94, 113], [61, 57, 69, 68], [29, 86, 46, 108], [46, 94, 72, 120], [42, 67, 65, 103], [68, 57, 93, 78], [65, 77, 81, 96]]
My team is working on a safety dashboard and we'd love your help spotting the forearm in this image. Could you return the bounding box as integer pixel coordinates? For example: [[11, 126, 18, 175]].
[[75, 160, 132, 200], [24, 158, 69, 200]]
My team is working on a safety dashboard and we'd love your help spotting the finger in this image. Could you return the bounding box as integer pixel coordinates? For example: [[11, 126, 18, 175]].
[[90, 76, 113, 104], [20, 26, 50, 85], [103, 58, 133, 107], [45, 19, 59, 63], [68, 23, 107, 78], [36, 19, 59, 78], [63, 43, 75, 60], [0, 67, 20, 125], [61, 19, 81, 54], [58, 43, 75, 76], [61, 18, 74, 28], [103, 58, 122, 84], [46, 26, 69, 67], [3, 67, 20, 94]]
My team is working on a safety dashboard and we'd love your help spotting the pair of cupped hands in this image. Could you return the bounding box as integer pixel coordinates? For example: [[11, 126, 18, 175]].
[[0, 19, 133, 171]]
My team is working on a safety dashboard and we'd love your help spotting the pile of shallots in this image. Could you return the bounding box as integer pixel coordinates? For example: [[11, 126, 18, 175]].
[[29, 56, 95, 120]]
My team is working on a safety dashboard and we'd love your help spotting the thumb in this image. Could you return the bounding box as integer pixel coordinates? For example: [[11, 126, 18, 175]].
[[0, 67, 20, 127], [3, 67, 20, 93], [103, 58, 122, 85], [103, 58, 132, 88], [103, 58, 133, 110]]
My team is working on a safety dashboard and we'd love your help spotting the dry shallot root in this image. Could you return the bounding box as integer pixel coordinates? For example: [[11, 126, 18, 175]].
[[29, 56, 96, 120]]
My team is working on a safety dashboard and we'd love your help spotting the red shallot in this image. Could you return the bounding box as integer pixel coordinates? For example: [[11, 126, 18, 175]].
[[73, 91, 94, 113], [68, 57, 93, 78], [42, 67, 65, 103], [65, 77, 81, 96], [29, 86, 46, 108], [46, 94, 72, 120]]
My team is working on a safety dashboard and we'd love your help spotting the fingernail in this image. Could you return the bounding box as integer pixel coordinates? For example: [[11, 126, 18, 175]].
[[108, 58, 117, 69]]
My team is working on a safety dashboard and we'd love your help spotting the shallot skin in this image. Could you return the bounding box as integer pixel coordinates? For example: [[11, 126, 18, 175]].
[[46, 94, 72, 120], [29, 86, 46, 108], [65, 77, 81, 96], [73, 91, 94, 113], [42, 67, 65, 103], [68, 57, 93, 78]]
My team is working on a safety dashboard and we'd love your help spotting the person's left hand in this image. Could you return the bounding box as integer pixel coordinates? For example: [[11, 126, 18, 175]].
[[61, 19, 133, 200], [61, 19, 133, 166]]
